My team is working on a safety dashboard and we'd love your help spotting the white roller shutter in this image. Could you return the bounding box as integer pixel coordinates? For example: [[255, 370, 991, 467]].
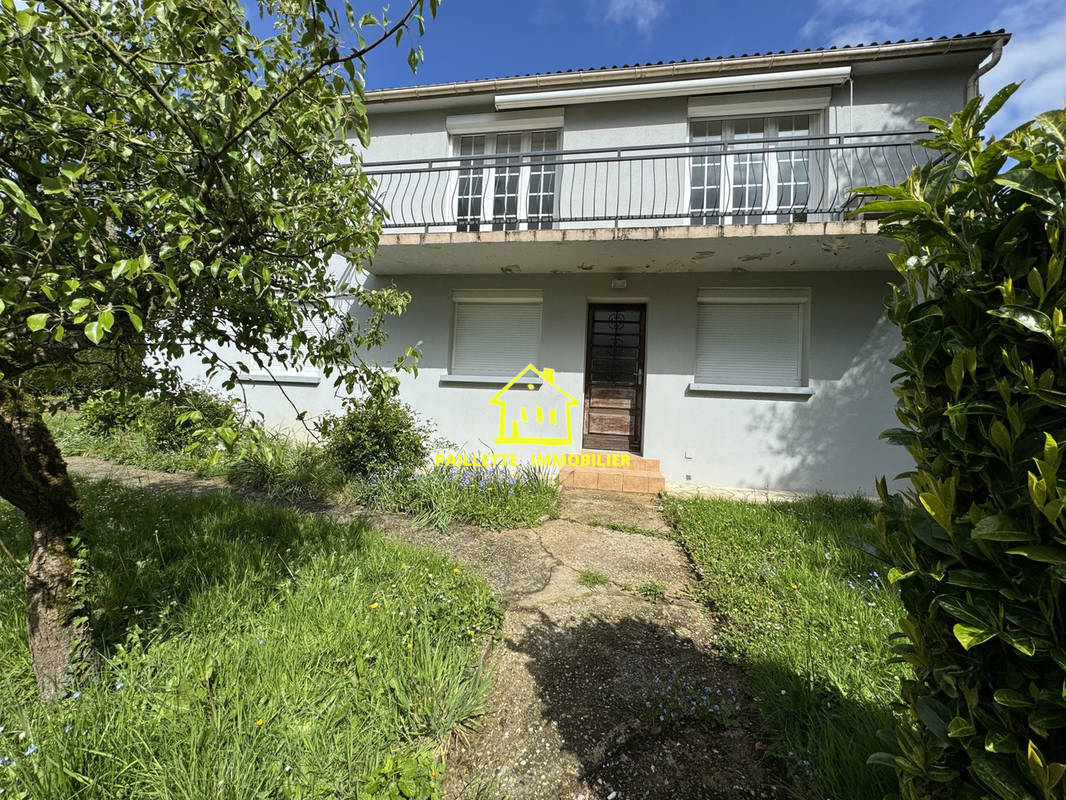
[[451, 292, 542, 376], [695, 289, 808, 387]]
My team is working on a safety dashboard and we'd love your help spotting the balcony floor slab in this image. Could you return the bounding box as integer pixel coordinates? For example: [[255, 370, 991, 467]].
[[370, 220, 898, 274]]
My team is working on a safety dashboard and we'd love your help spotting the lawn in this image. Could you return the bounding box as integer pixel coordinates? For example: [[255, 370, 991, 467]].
[[0, 480, 502, 799], [662, 494, 903, 800]]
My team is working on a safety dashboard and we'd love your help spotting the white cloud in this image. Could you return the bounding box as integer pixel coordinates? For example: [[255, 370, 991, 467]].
[[983, 0, 1066, 132], [604, 0, 666, 34], [799, 0, 923, 46]]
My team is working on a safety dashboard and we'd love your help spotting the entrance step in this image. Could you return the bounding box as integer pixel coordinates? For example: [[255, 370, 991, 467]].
[[559, 457, 666, 495], [579, 450, 660, 473]]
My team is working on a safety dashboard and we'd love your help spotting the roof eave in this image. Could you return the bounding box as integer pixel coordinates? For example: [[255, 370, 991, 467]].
[[363, 32, 1010, 107]]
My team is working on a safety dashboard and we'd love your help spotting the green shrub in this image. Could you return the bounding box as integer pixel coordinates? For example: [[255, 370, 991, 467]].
[[79, 390, 142, 436], [318, 397, 431, 479], [137, 386, 238, 452], [348, 463, 560, 530], [227, 437, 345, 503], [859, 87, 1066, 799]]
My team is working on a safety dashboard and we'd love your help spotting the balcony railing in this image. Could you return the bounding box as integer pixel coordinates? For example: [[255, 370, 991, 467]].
[[363, 131, 928, 233]]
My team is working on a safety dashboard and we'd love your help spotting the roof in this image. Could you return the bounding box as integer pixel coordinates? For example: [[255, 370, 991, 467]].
[[365, 30, 1009, 105]]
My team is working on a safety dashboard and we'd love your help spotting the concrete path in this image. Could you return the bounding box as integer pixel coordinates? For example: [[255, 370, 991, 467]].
[[67, 457, 780, 800]]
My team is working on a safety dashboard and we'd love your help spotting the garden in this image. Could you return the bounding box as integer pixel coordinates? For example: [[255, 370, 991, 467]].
[[0, 480, 502, 798], [44, 388, 560, 530]]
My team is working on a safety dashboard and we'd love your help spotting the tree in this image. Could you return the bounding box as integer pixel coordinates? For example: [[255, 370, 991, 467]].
[[0, 0, 435, 700], [860, 87, 1066, 799]]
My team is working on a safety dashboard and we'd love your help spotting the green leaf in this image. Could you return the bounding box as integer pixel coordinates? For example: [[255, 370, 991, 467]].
[[1005, 545, 1066, 565], [948, 716, 976, 737], [985, 728, 1020, 753], [84, 320, 104, 344], [26, 313, 49, 331], [972, 514, 1030, 542], [989, 306, 1054, 338], [954, 623, 996, 650], [994, 689, 1034, 708], [920, 492, 953, 533]]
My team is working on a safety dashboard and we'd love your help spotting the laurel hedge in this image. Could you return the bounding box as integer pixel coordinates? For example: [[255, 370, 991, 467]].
[[860, 85, 1066, 800]]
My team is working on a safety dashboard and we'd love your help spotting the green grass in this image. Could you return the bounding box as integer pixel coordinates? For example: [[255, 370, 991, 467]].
[[0, 480, 502, 799], [634, 580, 667, 603], [227, 436, 346, 504], [577, 569, 610, 588], [661, 494, 902, 800], [347, 464, 561, 530], [47, 411, 226, 476]]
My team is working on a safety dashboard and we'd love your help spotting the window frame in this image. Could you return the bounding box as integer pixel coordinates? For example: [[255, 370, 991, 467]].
[[450, 129, 562, 232], [445, 290, 545, 383], [687, 112, 824, 225], [689, 287, 814, 396]]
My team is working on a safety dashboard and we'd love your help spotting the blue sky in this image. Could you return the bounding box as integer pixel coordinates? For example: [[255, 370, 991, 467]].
[[322, 0, 1065, 133]]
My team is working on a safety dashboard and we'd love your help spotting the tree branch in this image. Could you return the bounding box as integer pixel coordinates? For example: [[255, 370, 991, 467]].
[[221, 0, 423, 152]]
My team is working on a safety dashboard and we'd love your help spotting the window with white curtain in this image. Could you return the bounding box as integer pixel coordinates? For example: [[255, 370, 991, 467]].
[[453, 130, 560, 232], [694, 288, 810, 387], [450, 291, 543, 377], [690, 115, 814, 224]]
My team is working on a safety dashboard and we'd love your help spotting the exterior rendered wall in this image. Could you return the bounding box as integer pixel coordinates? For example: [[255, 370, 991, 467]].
[[354, 270, 910, 496]]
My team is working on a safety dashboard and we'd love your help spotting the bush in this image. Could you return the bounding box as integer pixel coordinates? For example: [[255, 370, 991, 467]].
[[860, 88, 1066, 799], [137, 387, 237, 452], [349, 463, 560, 530], [319, 397, 431, 479], [79, 390, 142, 436], [227, 437, 345, 503]]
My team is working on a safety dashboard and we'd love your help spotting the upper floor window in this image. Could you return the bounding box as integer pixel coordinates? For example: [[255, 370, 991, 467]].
[[454, 129, 561, 233], [690, 115, 814, 225]]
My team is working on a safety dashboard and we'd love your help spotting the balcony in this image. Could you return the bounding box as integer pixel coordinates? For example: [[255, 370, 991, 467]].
[[363, 131, 927, 274]]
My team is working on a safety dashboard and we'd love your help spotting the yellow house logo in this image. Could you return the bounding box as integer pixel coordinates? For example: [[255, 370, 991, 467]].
[[489, 364, 577, 446]]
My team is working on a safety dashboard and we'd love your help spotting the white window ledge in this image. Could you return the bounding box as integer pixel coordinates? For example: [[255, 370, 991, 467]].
[[440, 374, 543, 385], [238, 373, 322, 386], [688, 382, 815, 397]]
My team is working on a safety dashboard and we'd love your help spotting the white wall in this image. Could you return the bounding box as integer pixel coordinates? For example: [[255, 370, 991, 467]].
[[352, 270, 910, 495]]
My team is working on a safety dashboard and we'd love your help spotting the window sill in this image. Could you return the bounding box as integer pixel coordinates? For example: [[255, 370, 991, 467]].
[[439, 374, 543, 386], [238, 373, 322, 386], [688, 382, 814, 397]]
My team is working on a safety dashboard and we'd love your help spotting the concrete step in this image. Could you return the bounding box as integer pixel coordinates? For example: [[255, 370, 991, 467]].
[[559, 466, 666, 494], [580, 450, 660, 473]]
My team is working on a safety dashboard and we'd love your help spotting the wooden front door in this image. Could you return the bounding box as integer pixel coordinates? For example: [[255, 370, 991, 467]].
[[582, 303, 646, 453]]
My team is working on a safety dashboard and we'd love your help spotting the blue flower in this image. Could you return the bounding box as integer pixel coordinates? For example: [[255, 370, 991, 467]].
[[114, 682, 124, 691], [71, 691, 81, 699], [24, 745, 37, 756], [64, 726, 72, 734]]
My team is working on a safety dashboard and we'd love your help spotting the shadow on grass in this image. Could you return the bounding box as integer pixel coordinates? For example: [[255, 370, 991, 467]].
[[509, 611, 895, 800], [2, 477, 374, 651]]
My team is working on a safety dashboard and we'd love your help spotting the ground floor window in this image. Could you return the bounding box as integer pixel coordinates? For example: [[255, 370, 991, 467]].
[[450, 290, 543, 377], [694, 287, 810, 387]]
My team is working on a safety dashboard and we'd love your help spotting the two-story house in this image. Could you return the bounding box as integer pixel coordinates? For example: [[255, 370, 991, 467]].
[[228, 30, 1010, 495]]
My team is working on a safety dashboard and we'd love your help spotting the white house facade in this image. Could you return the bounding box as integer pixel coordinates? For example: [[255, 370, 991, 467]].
[[220, 30, 1010, 495]]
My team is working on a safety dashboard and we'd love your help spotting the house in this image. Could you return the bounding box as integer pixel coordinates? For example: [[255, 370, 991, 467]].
[[489, 365, 578, 446], [222, 30, 1010, 495]]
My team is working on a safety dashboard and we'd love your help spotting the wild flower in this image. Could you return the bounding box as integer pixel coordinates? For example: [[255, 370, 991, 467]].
[[23, 746, 37, 756]]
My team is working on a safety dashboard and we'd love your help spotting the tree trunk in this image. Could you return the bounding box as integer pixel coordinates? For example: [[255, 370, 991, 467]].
[[0, 383, 92, 702]]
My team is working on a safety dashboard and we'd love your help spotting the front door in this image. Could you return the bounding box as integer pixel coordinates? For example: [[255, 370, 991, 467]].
[[582, 304, 646, 453]]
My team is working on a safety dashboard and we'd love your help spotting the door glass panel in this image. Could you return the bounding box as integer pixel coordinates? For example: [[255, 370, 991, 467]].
[[527, 130, 558, 230], [492, 133, 522, 231], [690, 120, 722, 225], [456, 135, 484, 232], [589, 307, 642, 383], [775, 115, 811, 217], [730, 117, 764, 223]]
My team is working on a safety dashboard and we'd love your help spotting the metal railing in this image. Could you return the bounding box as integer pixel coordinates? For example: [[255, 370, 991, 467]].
[[363, 131, 928, 232]]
